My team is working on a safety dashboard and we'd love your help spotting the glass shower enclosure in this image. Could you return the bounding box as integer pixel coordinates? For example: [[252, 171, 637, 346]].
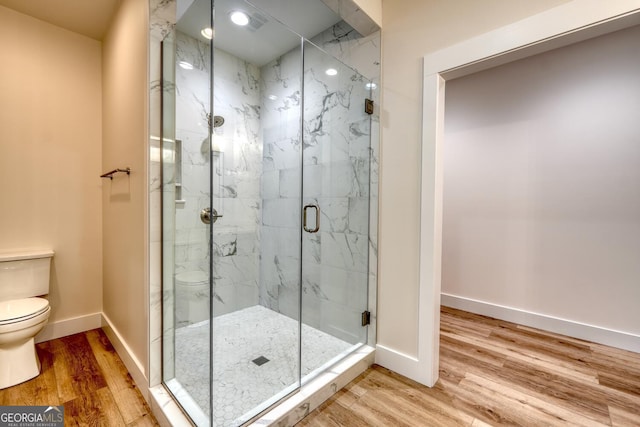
[[161, 1, 374, 425]]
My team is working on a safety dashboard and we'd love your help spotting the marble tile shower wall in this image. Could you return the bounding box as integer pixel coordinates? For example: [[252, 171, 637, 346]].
[[210, 47, 263, 317], [259, 48, 303, 320], [304, 46, 371, 343], [311, 22, 381, 346], [259, 21, 380, 344], [150, 3, 381, 388], [174, 31, 262, 324], [174, 31, 209, 282]]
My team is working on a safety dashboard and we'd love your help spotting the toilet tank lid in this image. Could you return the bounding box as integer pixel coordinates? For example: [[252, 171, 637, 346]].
[[175, 270, 208, 284], [0, 250, 54, 262]]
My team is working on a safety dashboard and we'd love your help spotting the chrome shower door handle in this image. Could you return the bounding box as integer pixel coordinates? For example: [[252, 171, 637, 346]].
[[303, 204, 320, 233], [200, 207, 223, 224]]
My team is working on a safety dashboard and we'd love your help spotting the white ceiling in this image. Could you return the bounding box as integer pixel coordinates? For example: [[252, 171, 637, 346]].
[[177, 0, 343, 66], [0, 0, 343, 64], [0, 0, 120, 40]]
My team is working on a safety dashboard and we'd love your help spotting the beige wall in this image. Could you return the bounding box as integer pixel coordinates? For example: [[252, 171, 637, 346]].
[[102, 0, 149, 376], [378, 0, 570, 356], [0, 6, 103, 323]]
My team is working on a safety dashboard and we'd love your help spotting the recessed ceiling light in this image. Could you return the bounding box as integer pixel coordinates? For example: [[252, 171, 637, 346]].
[[179, 61, 193, 70], [230, 11, 250, 26], [201, 27, 213, 40], [325, 68, 338, 76], [365, 82, 377, 90]]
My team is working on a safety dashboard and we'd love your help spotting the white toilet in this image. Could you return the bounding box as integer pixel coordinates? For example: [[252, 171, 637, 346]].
[[175, 270, 209, 327], [0, 250, 53, 389]]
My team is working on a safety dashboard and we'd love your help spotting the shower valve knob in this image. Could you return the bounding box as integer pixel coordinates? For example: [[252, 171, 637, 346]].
[[200, 207, 222, 224]]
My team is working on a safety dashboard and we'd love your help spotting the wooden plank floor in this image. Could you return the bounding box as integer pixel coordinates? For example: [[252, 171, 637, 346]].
[[0, 329, 158, 427], [2, 310, 639, 426], [298, 307, 640, 426]]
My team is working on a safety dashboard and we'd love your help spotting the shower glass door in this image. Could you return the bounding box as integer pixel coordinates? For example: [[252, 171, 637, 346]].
[[301, 41, 371, 377], [162, 0, 373, 425], [209, 1, 303, 425]]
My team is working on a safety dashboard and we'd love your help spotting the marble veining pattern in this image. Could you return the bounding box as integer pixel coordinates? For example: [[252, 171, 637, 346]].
[[173, 305, 352, 426], [258, 45, 303, 315], [173, 31, 263, 327], [149, 1, 381, 423], [259, 20, 379, 346], [310, 22, 381, 347]]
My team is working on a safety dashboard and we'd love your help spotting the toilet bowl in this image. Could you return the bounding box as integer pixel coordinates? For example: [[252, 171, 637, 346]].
[[175, 270, 209, 327], [0, 250, 53, 389], [0, 298, 51, 388]]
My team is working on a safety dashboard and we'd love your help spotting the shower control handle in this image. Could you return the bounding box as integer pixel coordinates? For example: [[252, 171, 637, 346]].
[[303, 204, 320, 233], [200, 207, 222, 224]]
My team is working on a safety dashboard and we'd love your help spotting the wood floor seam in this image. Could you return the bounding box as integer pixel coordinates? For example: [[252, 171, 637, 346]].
[[301, 307, 640, 426], [0, 329, 158, 426], [1, 309, 639, 426]]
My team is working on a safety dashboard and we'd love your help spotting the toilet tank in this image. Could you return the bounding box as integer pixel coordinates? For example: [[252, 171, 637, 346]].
[[0, 250, 54, 302]]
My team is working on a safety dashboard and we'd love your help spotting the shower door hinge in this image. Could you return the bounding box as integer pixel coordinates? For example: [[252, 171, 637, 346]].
[[364, 98, 374, 115], [361, 310, 371, 327]]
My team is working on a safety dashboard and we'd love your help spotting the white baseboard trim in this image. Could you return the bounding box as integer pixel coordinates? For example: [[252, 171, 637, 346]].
[[442, 293, 640, 353], [375, 344, 423, 382], [33, 311, 150, 402], [35, 312, 102, 343], [101, 312, 149, 402]]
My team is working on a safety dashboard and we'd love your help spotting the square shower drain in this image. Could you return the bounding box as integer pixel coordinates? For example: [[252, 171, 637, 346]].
[[252, 356, 270, 366]]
